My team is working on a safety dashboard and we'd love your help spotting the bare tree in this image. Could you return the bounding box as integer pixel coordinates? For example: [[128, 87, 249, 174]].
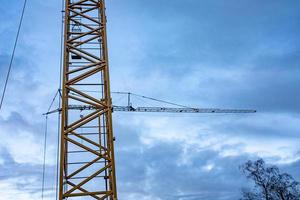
[[240, 159, 300, 200]]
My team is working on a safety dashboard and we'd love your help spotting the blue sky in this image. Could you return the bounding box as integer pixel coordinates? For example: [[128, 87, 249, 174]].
[[0, 0, 300, 199]]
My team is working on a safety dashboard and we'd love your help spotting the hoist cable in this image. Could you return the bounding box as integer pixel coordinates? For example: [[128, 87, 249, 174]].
[[41, 115, 48, 200], [42, 90, 60, 199], [0, 0, 28, 111]]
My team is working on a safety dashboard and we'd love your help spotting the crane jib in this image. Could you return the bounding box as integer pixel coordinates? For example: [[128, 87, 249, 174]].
[[62, 105, 256, 114]]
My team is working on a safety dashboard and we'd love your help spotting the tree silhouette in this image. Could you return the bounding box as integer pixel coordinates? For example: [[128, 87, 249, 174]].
[[240, 159, 300, 200]]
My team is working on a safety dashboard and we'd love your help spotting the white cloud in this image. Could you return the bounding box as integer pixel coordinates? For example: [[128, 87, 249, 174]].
[[0, 114, 56, 165], [1, 130, 43, 164], [121, 112, 300, 165], [201, 163, 215, 172], [0, 177, 53, 200]]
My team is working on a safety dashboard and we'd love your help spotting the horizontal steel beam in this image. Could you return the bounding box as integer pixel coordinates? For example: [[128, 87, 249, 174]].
[[67, 105, 256, 114], [45, 105, 256, 115], [113, 106, 256, 113]]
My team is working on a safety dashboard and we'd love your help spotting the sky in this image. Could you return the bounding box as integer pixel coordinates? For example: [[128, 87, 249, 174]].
[[0, 0, 300, 199]]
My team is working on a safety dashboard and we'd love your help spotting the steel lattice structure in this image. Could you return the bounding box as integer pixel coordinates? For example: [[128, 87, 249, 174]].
[[60, 0, 117, 199]]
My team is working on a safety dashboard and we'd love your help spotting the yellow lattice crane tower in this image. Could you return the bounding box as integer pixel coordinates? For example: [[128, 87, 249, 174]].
[[57, 0, 255, 199], [60, 0, 117, 199]]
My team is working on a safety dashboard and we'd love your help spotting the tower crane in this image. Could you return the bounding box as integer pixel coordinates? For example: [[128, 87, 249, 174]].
[[57, 0, 255, 199]]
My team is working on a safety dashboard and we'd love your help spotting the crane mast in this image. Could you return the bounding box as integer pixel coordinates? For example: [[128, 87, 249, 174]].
[[60, 0, 117, 199]]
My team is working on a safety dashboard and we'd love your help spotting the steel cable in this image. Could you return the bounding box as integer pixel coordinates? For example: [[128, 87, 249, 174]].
[[0, 0, 28, 111], [41, 115, 48, 200], [41, 90, 60, 199]]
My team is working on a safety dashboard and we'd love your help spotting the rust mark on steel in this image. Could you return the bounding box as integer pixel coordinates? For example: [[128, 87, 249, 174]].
[[59, 0, 117, 199]]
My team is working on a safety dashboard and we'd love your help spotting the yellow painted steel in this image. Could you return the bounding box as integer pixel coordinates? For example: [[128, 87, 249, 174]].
[[59, 0, 117, 199]]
